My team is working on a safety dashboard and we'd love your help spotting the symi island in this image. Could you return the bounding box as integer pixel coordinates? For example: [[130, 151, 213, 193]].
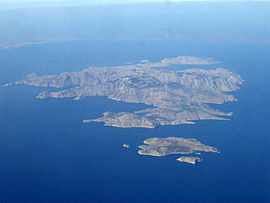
[[7, 56, 243, 128]]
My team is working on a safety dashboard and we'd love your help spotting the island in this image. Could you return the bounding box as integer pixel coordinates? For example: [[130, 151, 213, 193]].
[[138, 137, 217, 156], [6, 55, 243, 128], [123, 144, 130, 148], [138, 137, 217, 163], [177, 156, 202, 165]]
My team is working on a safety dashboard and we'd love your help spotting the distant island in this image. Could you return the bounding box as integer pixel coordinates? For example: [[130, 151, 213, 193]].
[[123, 144, 130, 148], [6, 56, 243, 128], [138, 137, 217, 164]]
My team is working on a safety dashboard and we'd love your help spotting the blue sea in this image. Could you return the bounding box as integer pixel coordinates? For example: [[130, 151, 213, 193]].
[[0, 40, 270, 202]]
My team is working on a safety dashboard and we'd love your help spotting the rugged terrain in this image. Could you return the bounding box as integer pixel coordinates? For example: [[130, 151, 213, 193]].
[[7, 56, 243, 128]]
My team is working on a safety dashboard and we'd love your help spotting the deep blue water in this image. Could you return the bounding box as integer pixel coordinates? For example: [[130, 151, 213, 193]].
[[0, 40, 270, 202]]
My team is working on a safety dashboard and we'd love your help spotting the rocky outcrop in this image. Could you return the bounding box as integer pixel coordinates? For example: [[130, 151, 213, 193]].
[[177, 156, 202, 164]]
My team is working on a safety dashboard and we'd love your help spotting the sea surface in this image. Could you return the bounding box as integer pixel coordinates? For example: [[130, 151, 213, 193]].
[[0, 40, 270, 202]]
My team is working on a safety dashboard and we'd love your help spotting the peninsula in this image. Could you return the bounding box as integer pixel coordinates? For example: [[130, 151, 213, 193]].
[[6, 56, 243, 128]]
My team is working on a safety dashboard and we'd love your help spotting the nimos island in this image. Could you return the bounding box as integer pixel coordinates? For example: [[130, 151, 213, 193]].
[[6, 56, 243, 128], [138, 137, 217, 164]]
